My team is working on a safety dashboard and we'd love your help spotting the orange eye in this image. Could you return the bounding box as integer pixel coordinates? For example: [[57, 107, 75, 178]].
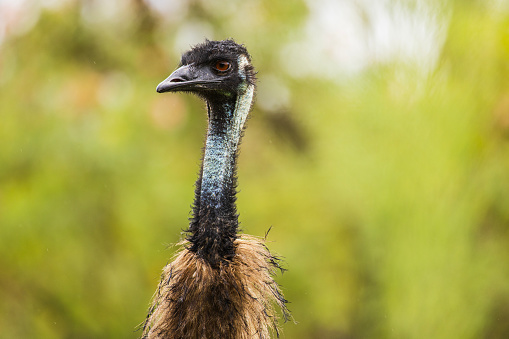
[[214, 61, 230, 72]]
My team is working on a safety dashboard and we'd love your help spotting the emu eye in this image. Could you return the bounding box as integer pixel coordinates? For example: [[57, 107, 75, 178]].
[[214, 61, 230, 72]]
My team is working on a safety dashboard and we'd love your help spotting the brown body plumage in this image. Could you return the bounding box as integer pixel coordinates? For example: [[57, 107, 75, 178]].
[[142, 236, 286, 338], [141, 40, 288, 338]]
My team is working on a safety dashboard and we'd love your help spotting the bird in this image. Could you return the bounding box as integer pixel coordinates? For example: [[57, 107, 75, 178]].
[[141, 39, 289, 339]]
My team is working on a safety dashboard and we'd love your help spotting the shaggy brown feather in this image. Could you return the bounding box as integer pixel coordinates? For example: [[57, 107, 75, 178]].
[[141, 235, 288, 339]]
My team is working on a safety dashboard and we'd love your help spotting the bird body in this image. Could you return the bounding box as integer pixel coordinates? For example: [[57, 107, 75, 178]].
[[142, 39, 287, 339]]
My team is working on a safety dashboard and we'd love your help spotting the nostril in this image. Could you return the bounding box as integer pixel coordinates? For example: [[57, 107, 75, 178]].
[[170, 77, 186, 83]]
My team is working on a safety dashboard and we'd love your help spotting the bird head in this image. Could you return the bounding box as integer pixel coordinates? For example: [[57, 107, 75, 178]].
[[156, 39, 256, 100]]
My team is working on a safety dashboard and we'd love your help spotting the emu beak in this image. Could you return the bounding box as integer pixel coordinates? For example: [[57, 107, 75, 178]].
[[156, 64, 194, 93], [156, 64, 220, 94]]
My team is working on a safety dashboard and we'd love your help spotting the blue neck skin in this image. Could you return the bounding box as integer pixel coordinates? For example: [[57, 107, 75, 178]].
[[200, 101, 239, 209], [187, 83, 254, 265]]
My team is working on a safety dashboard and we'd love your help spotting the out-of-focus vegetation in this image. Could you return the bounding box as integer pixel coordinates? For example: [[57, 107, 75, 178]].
[[1, 0, 509, 338]]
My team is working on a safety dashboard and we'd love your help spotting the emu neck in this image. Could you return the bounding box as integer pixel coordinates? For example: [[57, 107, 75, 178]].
[[188, 84, 254, 266]]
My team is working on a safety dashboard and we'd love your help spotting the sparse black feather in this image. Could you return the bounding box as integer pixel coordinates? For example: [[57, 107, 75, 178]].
[[180, 39, 251, 67]]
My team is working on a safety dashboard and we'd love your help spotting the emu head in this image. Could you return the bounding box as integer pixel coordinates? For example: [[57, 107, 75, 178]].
[[156, 39, 256, 101]]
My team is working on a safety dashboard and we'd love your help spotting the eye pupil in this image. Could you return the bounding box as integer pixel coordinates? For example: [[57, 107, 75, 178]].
[[215, 61, 230, 72]]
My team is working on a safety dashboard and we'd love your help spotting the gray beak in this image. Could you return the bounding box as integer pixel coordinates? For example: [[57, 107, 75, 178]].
[[156, 64, 194, 93]]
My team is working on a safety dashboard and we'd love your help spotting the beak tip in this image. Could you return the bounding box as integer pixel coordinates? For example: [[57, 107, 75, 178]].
[[156, 82, 169, 93]]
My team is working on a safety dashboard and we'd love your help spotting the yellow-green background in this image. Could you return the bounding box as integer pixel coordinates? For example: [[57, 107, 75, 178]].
[[1, 1, 509, 338]]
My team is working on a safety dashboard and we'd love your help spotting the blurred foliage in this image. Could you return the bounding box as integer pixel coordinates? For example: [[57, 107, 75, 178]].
[[1, 0, 509, 338]]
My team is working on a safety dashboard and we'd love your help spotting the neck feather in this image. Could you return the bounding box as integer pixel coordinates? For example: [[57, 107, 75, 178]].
[[187, 83, 255, 266]]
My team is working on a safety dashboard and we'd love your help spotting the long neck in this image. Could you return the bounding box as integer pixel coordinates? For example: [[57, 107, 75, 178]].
[[187, 84, 255, 267]]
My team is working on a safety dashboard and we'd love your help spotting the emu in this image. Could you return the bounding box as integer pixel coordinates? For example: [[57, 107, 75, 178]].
[[141, 39, 288, 338]]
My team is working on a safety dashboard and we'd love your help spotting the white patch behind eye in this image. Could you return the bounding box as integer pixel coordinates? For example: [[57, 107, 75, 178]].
[[237, 54, 250, 81]]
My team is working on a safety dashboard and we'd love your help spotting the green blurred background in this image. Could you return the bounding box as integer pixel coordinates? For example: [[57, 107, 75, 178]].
[[1, 0, 509, 338]]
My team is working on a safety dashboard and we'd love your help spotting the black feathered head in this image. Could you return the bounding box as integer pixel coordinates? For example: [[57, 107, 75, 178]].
[[157, 39, 256, 99]]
